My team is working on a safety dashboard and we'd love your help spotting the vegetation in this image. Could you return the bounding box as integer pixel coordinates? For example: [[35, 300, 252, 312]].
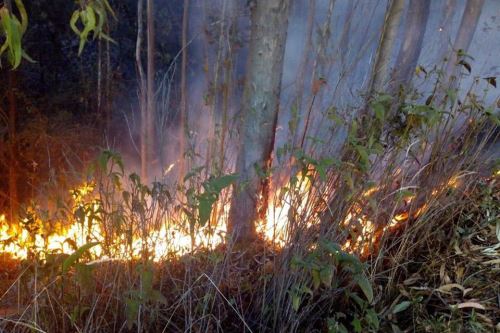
[[0, 0, 498, 332]]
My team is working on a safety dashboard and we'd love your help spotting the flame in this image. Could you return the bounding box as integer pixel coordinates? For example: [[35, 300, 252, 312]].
[[0, 169, 464, 261], [259, 168, 318, 246], [0, 182, 227, 262]]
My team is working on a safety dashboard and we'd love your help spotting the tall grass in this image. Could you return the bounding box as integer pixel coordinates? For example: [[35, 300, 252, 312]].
[[0, 67, 498, 332]]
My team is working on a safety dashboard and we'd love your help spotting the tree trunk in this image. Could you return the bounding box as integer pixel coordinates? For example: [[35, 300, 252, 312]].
[[7, 70, 18, 223], [369, 0, 405, 93], [436, 0, 457, 64], [293, 0, 315, 116], [4, 0, 18, 222], [136, 0, 147, 181], [146, 0, 155, 182], [443, 0, 484, 86], [228, 0, 291, 243], [179, 0, 189, 182], [390, 0, 430, 91]]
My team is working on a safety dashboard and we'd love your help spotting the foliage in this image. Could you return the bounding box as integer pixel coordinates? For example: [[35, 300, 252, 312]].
[[70, 0, 116, 55], [0, 0, 32, 68], [290, 239, 378, 332]]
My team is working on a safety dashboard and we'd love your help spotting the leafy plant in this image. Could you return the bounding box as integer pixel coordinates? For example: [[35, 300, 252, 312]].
[[0, 0, 32, 68], [62, 241, 100, 274], [125, 264, 166, 329], [197, 173, 238, 227], [290, 239, 378, 331], [70, 0, 116, 55]]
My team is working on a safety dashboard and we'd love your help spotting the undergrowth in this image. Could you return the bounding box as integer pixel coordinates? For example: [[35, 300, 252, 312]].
[[0, 65, 498, 332]]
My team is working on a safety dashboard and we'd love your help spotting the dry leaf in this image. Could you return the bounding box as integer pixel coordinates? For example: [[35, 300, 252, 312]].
[[454, 302, 486, 310]]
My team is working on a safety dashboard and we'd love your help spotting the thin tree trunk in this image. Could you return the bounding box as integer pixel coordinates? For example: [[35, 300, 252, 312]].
[[369, 0, 405, 93], [4, 0, 17, 222], [390, 0, 430, 91], [436, 0, 457, 64], [97, 38, 103, 127], [443, 0, 484, 86], [179, 0, 189, 182], [338, 0, 355, 67], [136, 0, 147, 181], [228, 0, 291, 243], [8, 71, 18, 223], [219, 0, 238, 172], [294, 0, 315, 113], [146, 0, 155, 182], [105, 24, 112, 133]]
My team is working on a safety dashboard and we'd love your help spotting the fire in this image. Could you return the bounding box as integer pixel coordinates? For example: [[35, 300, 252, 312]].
[[0, 183, 227, 262], [0, 168, 466, 262], [260, 170, 315, 245]]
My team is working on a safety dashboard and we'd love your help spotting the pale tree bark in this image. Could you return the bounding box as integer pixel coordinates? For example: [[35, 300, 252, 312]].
[[146, 0, 155, 182], [369, 0, 405, 93], [390, 0, 430, 91], [338, 0, 355, 67], [293, 0, 315, 115], [443, 0, 485, 86], [228, 0, 291, 243], [436, 0, 457, 63], [136, 0, 147, 181]]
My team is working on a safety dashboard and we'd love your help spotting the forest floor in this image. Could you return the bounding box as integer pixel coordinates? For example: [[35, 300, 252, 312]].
[[0, 174, 497, 332]]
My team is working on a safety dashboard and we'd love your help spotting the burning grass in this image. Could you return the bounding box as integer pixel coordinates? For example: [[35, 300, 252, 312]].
[[0, 83, 498, 332], [0, 160, 496, 332]]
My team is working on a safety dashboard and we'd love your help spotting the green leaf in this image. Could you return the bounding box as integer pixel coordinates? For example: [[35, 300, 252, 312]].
[[392, 300, 411, 314], [373, 102, 385, 122], [205, 174, 239, 193], [320, 239, 341, 254], [351, 318, 362, 333], [70, 10, 81, 36], [125, 298, 140, 329], [365, 308, 379, 330], [354, 274, 373, 303], [14, 0, 28, 33], [311, 269, 321, 290], [292, 292, 300, 312], [0, 8, 23, 68], [102, 0, 117, 20], [320, 266, 333, 287], [198, 194, 214, 227], [78, 6, 97, 55], [62, 242, 99, 274], [337, 252, 362, 272], [197, 174, 237, 227]]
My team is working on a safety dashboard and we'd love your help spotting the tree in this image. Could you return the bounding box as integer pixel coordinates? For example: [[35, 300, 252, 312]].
[[442, 0, 485, 86], [146, 0, 155, 181], [389, 0, 430, 92], [436, 0, 457, 64], [368, 0, 405, 93], [135, 0, 155, 182], [228, 0, 291, 242], [136, 0, 147, 181], [179, 0, 189, 181]]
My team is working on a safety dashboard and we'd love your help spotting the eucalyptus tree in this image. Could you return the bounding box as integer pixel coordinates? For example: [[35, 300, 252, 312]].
[[443, 0, 485, 87], [368, 0, 405, 94], [390, 0, 431, 92], [228, 0, 291, 242]]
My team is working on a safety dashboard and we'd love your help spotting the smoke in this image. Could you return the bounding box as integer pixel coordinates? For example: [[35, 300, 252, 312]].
[[111, 0, 500, 182]]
